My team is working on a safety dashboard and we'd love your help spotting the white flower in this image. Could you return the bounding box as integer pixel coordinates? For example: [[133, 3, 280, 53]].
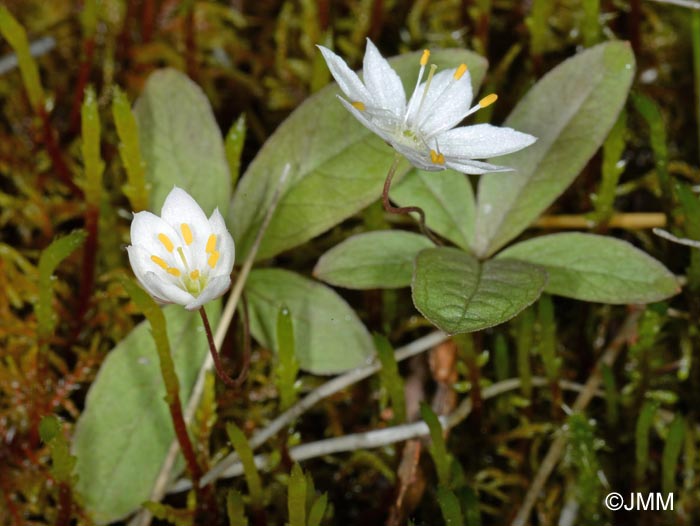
[[318, 39, 536, 174], [127, 187, 235, 311]]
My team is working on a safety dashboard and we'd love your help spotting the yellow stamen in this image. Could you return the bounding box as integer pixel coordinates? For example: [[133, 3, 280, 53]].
[[420, 49, 430, 66], [351, 101, 366, 111], [158, 233, 174, 253], [205, 234, 217, 254], [208, 251, 220, 269], [177, 247, 189, 269], [180, 223, 193, 245], [150, 255, 168, 270], [479, 93, 498, 108], [430, 149, 445, 165], [453, 64, 468, 80], [167, 267, 181, 277], [190, 269, 200, 280]]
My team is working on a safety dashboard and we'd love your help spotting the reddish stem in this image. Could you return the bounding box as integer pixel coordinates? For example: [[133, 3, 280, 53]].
[[38, 108, 83, 197], [56, 482, 73, 526], [142, 0, 156, 43], [168, 394, 202, 486], [199, 307, 244, 388], [70, 37, 96, 133], [381, 157, 441, 245], [184, 4, 198, 79], [76, 205, 99, 330]]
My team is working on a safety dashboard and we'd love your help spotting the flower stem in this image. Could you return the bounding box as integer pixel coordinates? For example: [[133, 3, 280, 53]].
[[381, 155, 441, 245], [199, 307, 241, 388]]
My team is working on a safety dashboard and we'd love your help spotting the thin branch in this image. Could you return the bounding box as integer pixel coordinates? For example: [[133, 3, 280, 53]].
[[170, 377, 595, 489], [646, 0, 700, 10], [130, 165, 290, 526], [533, 212, 666, 230], [653, 228, 700, 249]]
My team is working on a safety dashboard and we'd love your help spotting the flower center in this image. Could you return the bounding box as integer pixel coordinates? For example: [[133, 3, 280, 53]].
[[150, 224, 220, 296]]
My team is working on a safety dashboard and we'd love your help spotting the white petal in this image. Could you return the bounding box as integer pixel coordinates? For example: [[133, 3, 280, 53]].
[[362, 39, 406, 118], [444, 158, 512, 174], [438, 125, 537, 159], [317, 45, 372, 104], [208, 208, 236, 275], [407, 69, 473, 136], [141, 271, 196, 306], [161, 187, 213, 269], [338, 97, 396, 144], [130, 211, 181, 266], [185, 275, 231, 310]]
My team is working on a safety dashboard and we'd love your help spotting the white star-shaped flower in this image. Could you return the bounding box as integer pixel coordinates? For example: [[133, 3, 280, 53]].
[[318, 39, 536, 173], [127, 187, 235, 311]]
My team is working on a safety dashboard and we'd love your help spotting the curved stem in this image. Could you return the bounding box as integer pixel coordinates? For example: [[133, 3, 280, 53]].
[[381, 155, 441, 245], [199, 307, 239, 389]]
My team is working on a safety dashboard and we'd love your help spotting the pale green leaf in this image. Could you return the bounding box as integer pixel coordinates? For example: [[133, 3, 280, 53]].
[[473, 42, 635, 257], [313, 230, 433, 289], [412, 247, 546, 334], [496, 233, 679, 303], [231, 50, 487, 261], [392, 168, 475, 250], [245, 269, 373, 374], [134, 68, 231, 215], [72, 302, 220, 524]]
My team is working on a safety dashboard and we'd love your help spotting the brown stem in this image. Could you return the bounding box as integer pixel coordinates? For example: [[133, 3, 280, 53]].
[[38, 108, 83, 197], [168, 396, 202, 484], [70, 37, 96, 133], [199, 307, 240, 388], [184, 3, 198, 80], [142, 0, 156, 43], [56, 482, 73, 526], [76, 205, 98, 329], [381, 157, 441, 245]]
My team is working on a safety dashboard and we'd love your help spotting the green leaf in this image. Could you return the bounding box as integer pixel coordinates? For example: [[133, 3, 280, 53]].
[[275, 304, 300, 410], [473, 41, 635, 257], [288, 464, 306, 526], [226, 490, 249, 526], [231, 49, 487, 261], [496, 233, 679, 303], [225, 114, 246, 190], [307, 494, 328, 526], [37, 230, 87, 339], [392, 168, 475, 250], [246, 269, 373, 374], [226, 422, 263, 509], [133, 68, 231, 215], [374, 334, 407, 424], [72, 302, 220, 524], [420, 403, 452, 488], [313, 231, 433, 289], [662, 416, 685, 495], [412, 247, 546, 334], [436, 488, 464, 526]]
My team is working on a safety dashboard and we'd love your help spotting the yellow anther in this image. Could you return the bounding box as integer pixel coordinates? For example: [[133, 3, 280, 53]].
[[150, 255, 169, 270], [167, 267, 181, 277], [453, 64, 468, 80], [208, 251, 220, 269], [351, 101, 366, 111], [190, 269, 200, 280], [158, 233, 174, 253], [205, 234, 217, 254], [420, 49, 430, 66], [430, 149, 446, 165], [479, 93, 498, 108], [180, 223, 193, 245]]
